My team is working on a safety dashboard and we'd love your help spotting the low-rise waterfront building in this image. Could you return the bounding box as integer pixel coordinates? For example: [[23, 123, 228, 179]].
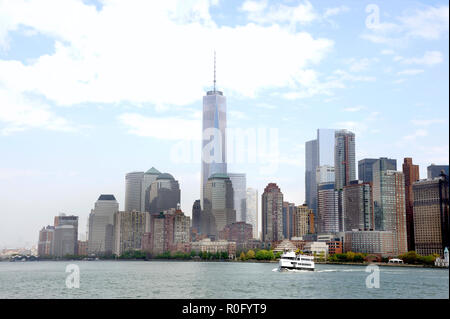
[[344, 230, 395, 257]]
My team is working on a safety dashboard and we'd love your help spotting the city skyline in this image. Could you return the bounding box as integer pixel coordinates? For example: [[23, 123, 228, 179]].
[[1, 0, 449, 248]]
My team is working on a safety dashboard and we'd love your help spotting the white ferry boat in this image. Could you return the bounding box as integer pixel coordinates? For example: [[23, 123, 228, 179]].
[[279, 251, 315, 271]]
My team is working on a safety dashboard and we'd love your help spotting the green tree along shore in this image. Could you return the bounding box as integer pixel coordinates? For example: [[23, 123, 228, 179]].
[[17, 250, 441, 266]]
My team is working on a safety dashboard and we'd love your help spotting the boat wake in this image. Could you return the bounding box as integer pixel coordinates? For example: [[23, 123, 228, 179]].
[[273, 267, 314, 273]]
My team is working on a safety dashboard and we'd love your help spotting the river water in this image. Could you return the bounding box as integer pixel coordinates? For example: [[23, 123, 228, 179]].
[[0, 261, 448, 299]]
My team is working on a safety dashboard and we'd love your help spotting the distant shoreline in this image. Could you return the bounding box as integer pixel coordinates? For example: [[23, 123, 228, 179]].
[[2, 258, 447, 268]]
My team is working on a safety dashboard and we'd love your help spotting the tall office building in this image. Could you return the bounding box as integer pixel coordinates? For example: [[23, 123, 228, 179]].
[[88, 194, 119, 255], [427, 164, 449, 179], [201, 54, 227, 208], [402, 158, 420, 251], [372, 165, 407, 255], [192, 199, 202, 233], [228, 173, 247, 222], [305, 139, 318, 216], [141, 167, 161, 213], [54, 214, 79, 255], [317, 182, 339, 233], [293, 205, 313, 238], [125, 171, 144, 212], [261, 183, 284, 242], [113, 211, 148, 256], [38, 226, 55, 256], [142, 208, 191, 255], [148, 173, 181, 215], [413, 173, 449, 256], [343, 181, 374, 231], [334, 129, 356, 190], [246, 188, 259, 239], [305, 129, 335, 228], [54, 224, 78, 257], [316, 165, 335, 184], [358, 158, 396, 183], [203, 173, 236, 236], [282, 202, 296, 239]]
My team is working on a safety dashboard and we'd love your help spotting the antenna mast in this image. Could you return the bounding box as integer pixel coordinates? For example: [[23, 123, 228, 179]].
[[214, 50, 216, 92]]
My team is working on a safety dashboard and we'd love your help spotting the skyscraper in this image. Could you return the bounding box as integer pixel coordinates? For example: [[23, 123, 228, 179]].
[[413, 173, 449, 256], [427, 164, 449, 179], [54, 224, 78, 257], [192, 199, 202, 233], [203, 173, 236, 237], [358, 158, 396, 183], [201, 53, 227, 208], [125, 171, 144, 212], [293, 205, 313, 238], [282, 202, 296, 239], [246, 188, 258, 239], [402, 158, 420, 251], [372, 166, 407, 255], [261, 183, 284, 242], [317, 182, 339, 233], [88, 194, 119, 255], [228, 173, 247, 222], [148, 173, 181, 215], [305, 129, 335, 228], [38, 226, 54, 256], [343, 181, 374, 231], [305, 139, 318, 216], [334, 129, 356, 190], [54, 214, 79, 255], [113, 211, 148, 256], [141, 167, 161, 213]]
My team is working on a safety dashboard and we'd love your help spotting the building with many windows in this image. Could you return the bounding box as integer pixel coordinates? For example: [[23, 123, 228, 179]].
[[344, 230, 395, 257], [343, 181, 374, 231], [262, 183, 284, 242], [358, 158, 396, 183], [317, 182, 339, 234], [228, 173, 247, 222], [125, 171, 144, 212], [413, 174, 449, 256], [88, 194, 119, 255], [113, 210, 149, 256], [140, 167, 161, 213], [38, 226, 55, 256], [402, 158, 420, 251], [246, 188, 258, 239], [148, 173, 181, 215], [372, 166, 407, 255]]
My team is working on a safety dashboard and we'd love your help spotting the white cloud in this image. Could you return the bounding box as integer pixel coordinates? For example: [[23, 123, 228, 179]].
[[346, 57, 379, 72], [343, 106, 365, 112], [240, 0, 318, 26], [397, 69, 424, 76], [0, 88, 78, 135], [0, 0, 333, 109], [118, 113, 201, 140], [403, 129, 428, 141], [396, 51, 443, 66], [411, 119, 447, 126], [381, 49, 395, 55], [323, 6, 349, 19], [361, 5, 449, 44]]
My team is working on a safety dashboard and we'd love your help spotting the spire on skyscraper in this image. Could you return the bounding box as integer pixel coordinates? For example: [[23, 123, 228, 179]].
[[214, 50, 216, 92]]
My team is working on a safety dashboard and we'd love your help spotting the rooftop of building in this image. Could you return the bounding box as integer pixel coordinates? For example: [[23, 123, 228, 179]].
[[98, 194, 116, 201], [156, 173, 175, 180], [208, 173, 229, 180], [145, 167, 161, 175]]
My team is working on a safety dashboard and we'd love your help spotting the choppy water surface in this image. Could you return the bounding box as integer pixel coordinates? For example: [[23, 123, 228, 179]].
[[0, 261, 448, 299]]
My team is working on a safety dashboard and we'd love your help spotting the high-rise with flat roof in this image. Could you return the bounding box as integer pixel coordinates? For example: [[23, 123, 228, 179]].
[[246, 188, 258, 239], [125, 171, 144, 212], [228, 173, 247, 222], [54, 214, 79, 255], [38, 226, 55, 256], [317, 182, 339, 233], [413, 173, 449, 256], [427, 164, 449, 179], [262, 183, 284, 242], [203, 173, 236, 236], [372, 166, 407, 255], [358, 158, 396, 183], [402, 158, 420, 251], [113, 211, 148, 256], [192, 199, 202, 233], [343, 181, 374, 231], [88, 194, 119, 255], [305, 129, 335, 229]]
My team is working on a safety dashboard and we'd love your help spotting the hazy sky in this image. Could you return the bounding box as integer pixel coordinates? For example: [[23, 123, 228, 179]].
[[0, 0, 448, 248]]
